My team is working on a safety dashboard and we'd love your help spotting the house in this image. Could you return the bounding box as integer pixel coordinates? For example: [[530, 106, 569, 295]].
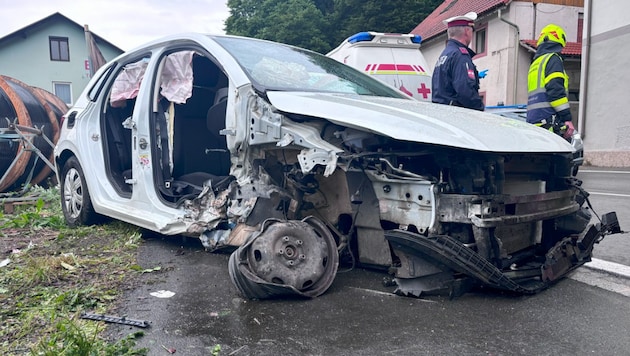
[[578, 0, 630, 167], [411, 0, 583, 119], [0, 12, 123, 106]]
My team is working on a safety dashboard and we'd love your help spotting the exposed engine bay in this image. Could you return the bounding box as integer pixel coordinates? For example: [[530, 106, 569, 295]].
[[191, 111, 621, 299]]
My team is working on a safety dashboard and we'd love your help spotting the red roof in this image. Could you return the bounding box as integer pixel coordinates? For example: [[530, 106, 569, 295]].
[[411, 0, 509, 42], [521, 39, 582, 56]]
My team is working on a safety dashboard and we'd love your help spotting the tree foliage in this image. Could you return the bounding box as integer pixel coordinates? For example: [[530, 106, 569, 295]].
[[225, 0, 442, 53]]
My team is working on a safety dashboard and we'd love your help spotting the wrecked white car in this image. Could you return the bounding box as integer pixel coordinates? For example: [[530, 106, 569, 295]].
[[54, 34, 620, 299]]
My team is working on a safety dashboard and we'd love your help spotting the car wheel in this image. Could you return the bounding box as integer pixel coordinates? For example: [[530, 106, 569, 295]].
[[229, 216, 339, 299], [60, 156, 99, 227]]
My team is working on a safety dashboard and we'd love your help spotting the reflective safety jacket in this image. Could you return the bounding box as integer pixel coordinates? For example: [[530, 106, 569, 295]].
[[432, 39, 484, 111], [527, 45, 571, 124]]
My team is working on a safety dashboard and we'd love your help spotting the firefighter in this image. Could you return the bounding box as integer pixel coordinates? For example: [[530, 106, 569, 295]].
[[527, 24, 575, 139], [432, 12, 484, 111]]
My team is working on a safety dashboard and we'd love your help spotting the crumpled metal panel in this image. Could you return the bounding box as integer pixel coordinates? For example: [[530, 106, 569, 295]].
[[266, 91, 573, 153]]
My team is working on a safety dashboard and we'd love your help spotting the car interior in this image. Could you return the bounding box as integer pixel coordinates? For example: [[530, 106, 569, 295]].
[[102, 52, 233, 203]]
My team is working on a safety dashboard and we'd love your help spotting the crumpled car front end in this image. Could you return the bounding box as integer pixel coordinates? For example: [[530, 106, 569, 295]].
[[215, 91, 620, 299]]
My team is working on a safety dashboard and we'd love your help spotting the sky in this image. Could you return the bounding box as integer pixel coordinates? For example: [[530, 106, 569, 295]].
[[0, 0, 230, 51]]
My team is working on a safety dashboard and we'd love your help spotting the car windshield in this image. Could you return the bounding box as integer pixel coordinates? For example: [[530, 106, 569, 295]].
[[211, 36, 407, 98]]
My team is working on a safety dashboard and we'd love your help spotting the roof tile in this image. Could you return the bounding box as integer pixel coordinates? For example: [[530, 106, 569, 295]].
[[411, 0, 509, 41], [521, 39, 582, 56]]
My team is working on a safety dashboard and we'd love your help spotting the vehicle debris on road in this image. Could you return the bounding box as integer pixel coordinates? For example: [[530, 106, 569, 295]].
[[80, 312, 150, 328]]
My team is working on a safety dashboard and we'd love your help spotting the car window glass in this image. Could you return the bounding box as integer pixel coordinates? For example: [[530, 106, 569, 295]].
[[87, 64, 115, 102], [212, 36, 405, 98]]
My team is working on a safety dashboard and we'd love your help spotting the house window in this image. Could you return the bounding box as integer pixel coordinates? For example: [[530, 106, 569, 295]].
[[474, 27, 487, 56], [50, 37, 70, 61], [53, 82, 72, 105]]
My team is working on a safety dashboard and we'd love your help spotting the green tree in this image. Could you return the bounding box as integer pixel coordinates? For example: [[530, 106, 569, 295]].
[[225, 0, 441, 53], [225, 0, 330, 53]]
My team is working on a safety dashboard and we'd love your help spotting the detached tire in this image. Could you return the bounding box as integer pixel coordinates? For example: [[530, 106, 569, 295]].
[[60, 156, 99, 227]]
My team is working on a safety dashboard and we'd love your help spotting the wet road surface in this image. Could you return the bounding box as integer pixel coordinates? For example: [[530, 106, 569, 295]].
[[108, 235, 630, 356]]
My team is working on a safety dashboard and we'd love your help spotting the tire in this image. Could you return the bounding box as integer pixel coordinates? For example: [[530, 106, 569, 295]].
[[60, 156, 100, 227]]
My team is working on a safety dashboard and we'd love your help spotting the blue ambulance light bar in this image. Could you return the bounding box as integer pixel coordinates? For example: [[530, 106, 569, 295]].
[[348, 32, 375, 43], [347, 32, 422, 44]]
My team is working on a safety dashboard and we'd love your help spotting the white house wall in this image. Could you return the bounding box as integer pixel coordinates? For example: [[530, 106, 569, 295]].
[[533, 3, 582, 42], [421, 3, 582, 108], [476, 14, 517, 106], [581, 0, 630, 166], [419, 39, 444, 81]]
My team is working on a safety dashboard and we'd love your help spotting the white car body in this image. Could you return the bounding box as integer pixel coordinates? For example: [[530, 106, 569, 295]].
[[54, 34, 617, 299]]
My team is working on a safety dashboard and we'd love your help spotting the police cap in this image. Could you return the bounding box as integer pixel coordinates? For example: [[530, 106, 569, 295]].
[[443, 12, 477, 28]]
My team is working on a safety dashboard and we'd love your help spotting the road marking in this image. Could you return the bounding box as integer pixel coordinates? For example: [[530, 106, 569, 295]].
[[585, 258, 630, 279], [588, 191, 630, 198], [570, 258, 630, 297], [570, 269, 630, 297], [579, 170, 630, 174]]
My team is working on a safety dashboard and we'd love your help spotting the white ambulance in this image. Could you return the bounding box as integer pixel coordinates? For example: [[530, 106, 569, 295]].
[[327, 31, 432, 102]]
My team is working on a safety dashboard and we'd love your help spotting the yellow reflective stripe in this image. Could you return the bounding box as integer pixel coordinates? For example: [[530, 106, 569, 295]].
[[550, 96, 570, 111], [543, 72, 565, 85], [550, 97, 568, 106], [537, 54, 550, 88]]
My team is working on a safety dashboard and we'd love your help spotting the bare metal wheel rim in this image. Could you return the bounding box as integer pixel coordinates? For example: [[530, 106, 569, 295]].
[[247, 219, 330, 289], [63, 167, 83, 219], [229, 216, 339, 299]]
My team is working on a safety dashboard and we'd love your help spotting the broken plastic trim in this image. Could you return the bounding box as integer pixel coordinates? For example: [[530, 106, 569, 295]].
[[80, 312, 150, 328], [386, 212, 621, 296], [228, 216, 339, 299]]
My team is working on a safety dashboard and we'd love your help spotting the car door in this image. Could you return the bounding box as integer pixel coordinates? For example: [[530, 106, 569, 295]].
[[144, 48, 232, 206]]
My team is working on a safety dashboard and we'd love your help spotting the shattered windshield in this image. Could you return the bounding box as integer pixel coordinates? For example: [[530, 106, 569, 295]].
[[211, 36, 407, 98]]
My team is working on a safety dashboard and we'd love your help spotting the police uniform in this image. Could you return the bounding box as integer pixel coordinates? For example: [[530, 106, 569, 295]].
[[432, 12, 485, 111]]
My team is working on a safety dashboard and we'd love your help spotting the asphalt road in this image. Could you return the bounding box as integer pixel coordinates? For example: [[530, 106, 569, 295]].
[[106, 169, 630, 356], [577, 168, 630, 265]]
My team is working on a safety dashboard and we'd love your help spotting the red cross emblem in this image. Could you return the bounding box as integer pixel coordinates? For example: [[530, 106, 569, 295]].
[[417, 83, 431, 99]]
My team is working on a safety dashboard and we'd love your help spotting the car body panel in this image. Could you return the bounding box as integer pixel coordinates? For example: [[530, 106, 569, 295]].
[[486, 105, 584, 174], [267, 92, 574, 153]]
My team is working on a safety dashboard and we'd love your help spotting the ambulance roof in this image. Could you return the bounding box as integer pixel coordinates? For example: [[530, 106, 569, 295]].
[[328, 32, 423, 56], [347, 31, 422, 45]]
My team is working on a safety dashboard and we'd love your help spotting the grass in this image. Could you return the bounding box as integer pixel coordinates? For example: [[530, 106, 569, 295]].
[[0, 186, 148, 355]]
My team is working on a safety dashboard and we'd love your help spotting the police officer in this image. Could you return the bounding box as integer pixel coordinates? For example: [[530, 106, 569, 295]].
[[432, 12, 484, 111], [527, 24, 574, 138]]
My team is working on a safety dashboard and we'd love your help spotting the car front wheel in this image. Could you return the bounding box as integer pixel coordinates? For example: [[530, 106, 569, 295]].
[[60, 156, 99, 227]]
